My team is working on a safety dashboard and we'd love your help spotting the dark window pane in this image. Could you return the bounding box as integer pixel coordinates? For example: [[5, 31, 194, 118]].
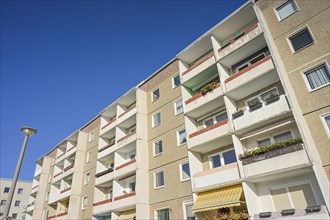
[[290, 29, 314, 51], [223, 149, 237, 164]]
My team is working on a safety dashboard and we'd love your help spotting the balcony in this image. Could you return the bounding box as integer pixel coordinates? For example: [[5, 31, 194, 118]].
[[31, 185, 38, 194], [117, 104, 137, 126], [98, 143, 116, 159], [66, 145, 77, 157], [95, 168, 114, 186], [26, 201, 35, 212], [58, 187, 71, 201], [182, 54, 216, 83], [93, 199, 113, 215], [56, 212, 68, 220], [117, 132, 136, 150], [185, 83, 224, 118], [34, 167, 42, 178], [52, 171, 63, 183], [100, 117, 116, 136], [240, 139, 310, 179], [112, 192, 136, 211], [62, 164, 74, 178], [188, 120, 230, 152], [225, 56, 278, 100], [56, 151, 66, 163], [232, 94, 291, 132], [115, 159, 137, 179], [193, 162, 240, 191], [218, 23, 265, 65]]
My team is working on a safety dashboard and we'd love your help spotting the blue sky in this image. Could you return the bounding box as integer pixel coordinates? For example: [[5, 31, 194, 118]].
[[0, 0, 246, 181]]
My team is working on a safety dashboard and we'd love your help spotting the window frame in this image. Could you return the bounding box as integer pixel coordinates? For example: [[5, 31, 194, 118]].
[[172, 74, 181, 89], [155, 208, 170, 220], [17, 188, 24, 194], [153, 139, 164, 157], [182, 201, 195, 220], [256, 130, 293, 147], [84, 172, 90, 185], [0, 200, 6, 206], [152, 111, 162, 128], [88, 131, 95, 142], [14, 201, 20, 207], [86, 151, 92, 163], [81, 196, 88, 210], [3, 187, 10, 193], [152, 88, 160, 102], [45, 191, 49, 201], [174, 99, 184, 116], [202, 111, 228, 128], [177, 129, 187, 146], [235, 53, 266, 73], [154, 170, 165, 189], [274, 0, 299, 21], [320, 113, 330, 139], [301, 61, 330, 92], [287, 26, 315, 54], [179, 161, 191, 182], [208, 148, 236, 169]]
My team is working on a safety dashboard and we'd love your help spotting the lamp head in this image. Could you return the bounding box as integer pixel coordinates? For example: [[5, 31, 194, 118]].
[[20, 126, 37, 136]]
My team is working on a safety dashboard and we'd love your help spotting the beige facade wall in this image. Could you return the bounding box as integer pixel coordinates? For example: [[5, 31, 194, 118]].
[[140, 60, 193, 219]]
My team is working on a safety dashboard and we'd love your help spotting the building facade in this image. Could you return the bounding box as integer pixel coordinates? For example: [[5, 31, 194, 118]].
[[27, 1, 329, 220], [0, 178, 32, 219]]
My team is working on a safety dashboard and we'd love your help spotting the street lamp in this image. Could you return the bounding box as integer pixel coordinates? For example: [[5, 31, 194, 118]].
[[2, 126, 37, 219]]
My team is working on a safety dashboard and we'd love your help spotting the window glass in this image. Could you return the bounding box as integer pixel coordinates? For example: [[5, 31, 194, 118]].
[[178, 130, 187, 145], [175, 100, 183, 115], [185, 204, 195, 220], [181, 162, 191, 181], [154, 140, 163, 156], [305, 64, 330, 90], [250, 53, 265, 64], [204, 118, 214, 127], [17, 188, 24, 194], [261, 88, 279, 101], [0, 200, 6, 206], [82, 196, 88, 209], [153, 112, 161, 127], [215, 112, 228, 123], [258, 138, 271, 147], [289, 28, 314, 52], [153, 88, 160, 101], [274, 131, 292, 142], [129, 182, 136, 192], [85, 173, 90, 185], [173, 75, 181, 88], [14, 201, 20, 206], [88, 131, 95, 142], [155, 171, 164, 188], [157, 209, 170, 220], [3, 187, 9, 193], [324, 115, 330, 131], [276, 0, 298, 20], [223, 149, 237, 164], [12, 213, 18, 219], [211, 155, 221, 168]]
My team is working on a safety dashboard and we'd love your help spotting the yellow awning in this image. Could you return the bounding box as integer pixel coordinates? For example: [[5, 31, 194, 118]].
[[118, 209, 136, 220], [192, 184, 243, 213]]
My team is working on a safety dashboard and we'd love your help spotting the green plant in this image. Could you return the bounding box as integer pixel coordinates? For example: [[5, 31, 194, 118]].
[[200, 82, 217, 95], [230, 212, 241, 220], [249, 99, 261, 108], [238, 137, 302, 160]]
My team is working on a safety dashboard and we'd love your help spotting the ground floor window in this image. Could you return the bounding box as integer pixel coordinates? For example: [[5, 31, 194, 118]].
[[157, 208, 170, 220]]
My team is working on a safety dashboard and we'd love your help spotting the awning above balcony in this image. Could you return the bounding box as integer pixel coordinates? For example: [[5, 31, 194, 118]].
[[192, 184, 243, 213], [118, 209, 136, 220]]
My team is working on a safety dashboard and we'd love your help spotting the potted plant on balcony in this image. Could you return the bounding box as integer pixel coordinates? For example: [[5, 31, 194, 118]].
[[200, 81, 217, 95], [232, 108, 244, 119], [248, 99, 262, 111], [265, 93, 280, 104]]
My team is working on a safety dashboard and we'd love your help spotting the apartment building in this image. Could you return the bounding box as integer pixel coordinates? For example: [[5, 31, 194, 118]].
[[138, 60, 193, 219], [27, 1, 329, 220], [0, 178, 32, 219]]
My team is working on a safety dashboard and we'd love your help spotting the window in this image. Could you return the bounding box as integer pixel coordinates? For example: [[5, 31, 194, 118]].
[[274, 131, 293, 143], [304, 63, 330, 90], [261, 88, 279, 102], [152, 88, 160, 102], [236, 53, 266, 72], [203, 112, 228, 128], [155, 171, 165, 189], [82, 196, 88, 209], [42, 209, 48, 220], [321, 113, 330, 138], [45, 191, 49, 201], [86, 151, 92, 163], [129, 152, 136, 160], [12, 213, 18, 219], [175, 99, 183, 115], [180, 162, 191, 181], [276, 0, 298, 20], [14, 201, 20, 207], [0, 200, 6, 206], [88, 131, 95, 142], [51, 158, 55, 166], [209, 149, 237, 168], [289, 27, 314, 52], [3, 187, 9, 193], [173, 74, 181, 88], [153, 139, 163, 156], [84, 173, 90, 185], [183, 201, 195, 220], [17, 188, 23, 194], [258, 138, 271, 147], [153, 112, 161, 127], [270, 182, 317, 210], [177, 129, 187, 146], [48, 174, 52, 183], [129, 182, 136, 192], [0, 213, 3, 217], [157, 208, 170, 220]]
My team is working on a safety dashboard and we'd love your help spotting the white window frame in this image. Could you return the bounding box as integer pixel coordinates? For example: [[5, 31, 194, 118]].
[[179, 161, 191, 182], [154, 207, 170, 220], [81, 196, 88, 210], [287, 25, 315, 54], [84, 172, 90, 185], [235, 53, 266, 73], [182, 201, 194, 220], [14, 201, 20, 207], [172, 74, 181, 89], [174, 99, 183, 115], [153, 139, 163, 157], [152, 88, 160, 102], [17, 188, 23, 194], [48, 174, 52, 183], [203, 111, 227, 128], [86, 151, 92, 163], [177, 129, 187, 146], [152, 111, 162, 128], [208, 148, 236, 169], [301, 61, 330, 92], [274, 0, 299, 21], [45, 191, 49, 201], [51, 158, 55, 166], [269, 180, 316, 211], [256, 130, 293, 147], [154, 170, 165, 189], [88, 131, 95, 142], [320, 112, 330, 139]]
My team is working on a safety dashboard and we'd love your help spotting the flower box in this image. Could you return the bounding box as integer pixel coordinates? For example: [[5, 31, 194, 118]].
[[232, 110, 244, 119], [249, 102, 262, 111], [281, 209, 295, 216], [265, 95, 280, 104]]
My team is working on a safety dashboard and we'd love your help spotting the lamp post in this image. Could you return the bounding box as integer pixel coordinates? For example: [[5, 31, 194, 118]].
[[3, 127, 37, 219]]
